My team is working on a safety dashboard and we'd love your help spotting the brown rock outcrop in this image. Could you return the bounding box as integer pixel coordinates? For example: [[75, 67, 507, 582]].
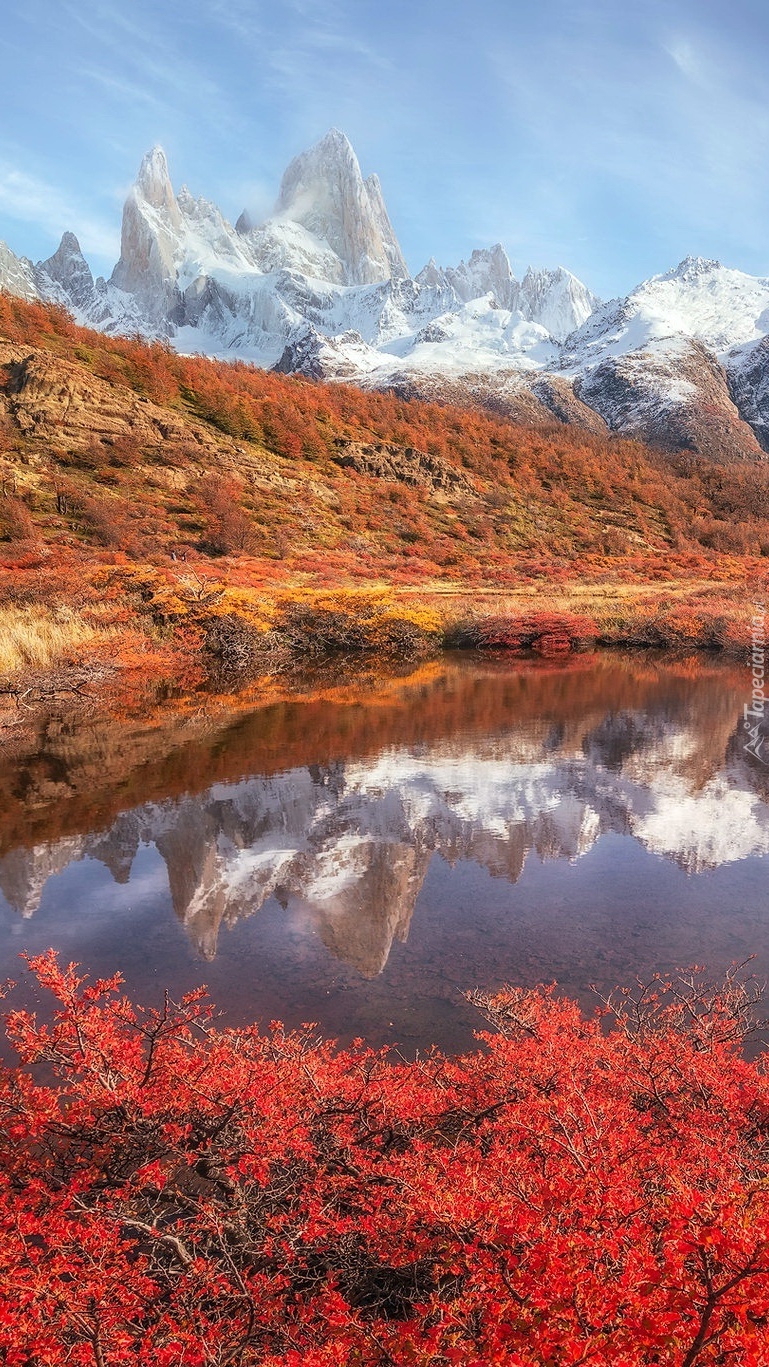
[[331, 438, 473, 492], [0, 343, 187, 450], [0, 342, 296, 494]]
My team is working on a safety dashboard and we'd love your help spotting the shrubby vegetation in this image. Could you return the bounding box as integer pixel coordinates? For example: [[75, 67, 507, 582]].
[[2, 954, 769, 1364]]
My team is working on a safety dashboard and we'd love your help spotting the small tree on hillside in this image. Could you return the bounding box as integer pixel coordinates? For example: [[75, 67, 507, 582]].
[[195, 472, 256, 555]]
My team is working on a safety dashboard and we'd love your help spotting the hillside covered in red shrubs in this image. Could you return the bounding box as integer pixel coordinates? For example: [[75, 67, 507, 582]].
[[0, 292, 767, 688], [2, 953, 769, 1365]]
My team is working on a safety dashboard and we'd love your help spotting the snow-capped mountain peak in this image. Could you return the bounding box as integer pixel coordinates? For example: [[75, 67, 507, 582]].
[[441, 244, 517, 310], [517, 265, 599, 344], [1, 130, 768, 461], [134, 144, 178, 214], [36, 232, 94, 310], [666, 255, 722, 282], [565, 257, 769, 365], [109, 145, 184, 320], [273, 128, 408, 286], [235, 208, 255, 236]]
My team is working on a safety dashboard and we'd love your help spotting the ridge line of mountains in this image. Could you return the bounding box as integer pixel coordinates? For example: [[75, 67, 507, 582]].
[[2, 128, 768, 462]]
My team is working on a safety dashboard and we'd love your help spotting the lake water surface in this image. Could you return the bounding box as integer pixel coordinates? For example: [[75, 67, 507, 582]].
[[1, 651, 767, 1054]]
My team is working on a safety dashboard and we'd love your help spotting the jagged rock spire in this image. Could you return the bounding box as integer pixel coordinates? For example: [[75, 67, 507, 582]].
[[275, 128, 408, 285], [110, 145, 181, 321], [37, 232, 94, 309]]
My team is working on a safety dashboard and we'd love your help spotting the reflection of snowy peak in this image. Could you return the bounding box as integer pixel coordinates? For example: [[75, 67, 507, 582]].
[[630, 773, 769, 873], [0, 838, 86, 919], [2, 704, 766, 972], [1, 137, 768, 458]]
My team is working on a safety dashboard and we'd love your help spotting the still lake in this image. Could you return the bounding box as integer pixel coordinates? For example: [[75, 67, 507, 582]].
[[1, 650, 767, 1054]]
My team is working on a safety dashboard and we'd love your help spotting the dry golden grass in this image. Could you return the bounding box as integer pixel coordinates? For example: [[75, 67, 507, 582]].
[[0, 606, 113, 678]]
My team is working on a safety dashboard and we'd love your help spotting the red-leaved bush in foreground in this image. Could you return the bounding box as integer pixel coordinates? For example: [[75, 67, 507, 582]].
[[2, 954, 769, 1365]]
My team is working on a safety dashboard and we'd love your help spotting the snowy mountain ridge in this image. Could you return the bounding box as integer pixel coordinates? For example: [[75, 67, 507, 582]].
[[1, 130, 769, 459]]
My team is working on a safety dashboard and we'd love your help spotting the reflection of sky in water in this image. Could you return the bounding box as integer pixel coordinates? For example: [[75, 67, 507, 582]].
[[1, 657, 767, 1053]]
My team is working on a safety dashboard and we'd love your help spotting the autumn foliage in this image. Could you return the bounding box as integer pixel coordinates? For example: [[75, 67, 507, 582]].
[[0, 293, 767, 685], [2, 293, 769, 578], [449, 610, 599, 654], [3, 954, 769, 1364]]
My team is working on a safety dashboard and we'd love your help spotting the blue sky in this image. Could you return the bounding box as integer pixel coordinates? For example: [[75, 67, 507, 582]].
[[1, 0, 767, 298]]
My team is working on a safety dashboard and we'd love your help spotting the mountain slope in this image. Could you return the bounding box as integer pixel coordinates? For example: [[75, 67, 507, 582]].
[[0, 291, 766, 706], [0, 291, 766, 588]]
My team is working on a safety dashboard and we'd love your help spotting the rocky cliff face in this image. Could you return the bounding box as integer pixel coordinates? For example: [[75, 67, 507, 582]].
[[330, 438, 474, 491], [37, 232, 95, 311], [1, 137, 768, 460], [0, 340, 186, 450], [0, 338, 291, 484], [574, 337, 767, 462], [273, 130, 408, 285], [110, 147, 183, 323], [0, 241, 40, 301], [727, 335, 769, 453]]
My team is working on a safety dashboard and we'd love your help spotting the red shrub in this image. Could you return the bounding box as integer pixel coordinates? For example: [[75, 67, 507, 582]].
[[452, 611, 599, 652], [2, 956, 769, 1364]]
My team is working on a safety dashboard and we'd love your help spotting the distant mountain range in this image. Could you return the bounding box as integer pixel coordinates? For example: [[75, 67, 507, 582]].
[[2, 129, 768, 460]]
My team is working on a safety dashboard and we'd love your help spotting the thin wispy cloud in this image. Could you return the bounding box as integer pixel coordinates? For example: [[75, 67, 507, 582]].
[[205, 0, 262, 44], [665, 38, 704, 81], [61, 0, 227, 108], [76, 67, 170, 112], [0, 161, 119, 261]]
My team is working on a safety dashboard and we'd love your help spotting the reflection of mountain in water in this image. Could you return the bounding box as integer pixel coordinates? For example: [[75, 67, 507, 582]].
[[2, 702, 767, 976]]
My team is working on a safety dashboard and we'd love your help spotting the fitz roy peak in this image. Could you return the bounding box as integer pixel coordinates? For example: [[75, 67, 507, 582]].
[[1, 129, 769, 460], [271, 128, 408, 285]]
